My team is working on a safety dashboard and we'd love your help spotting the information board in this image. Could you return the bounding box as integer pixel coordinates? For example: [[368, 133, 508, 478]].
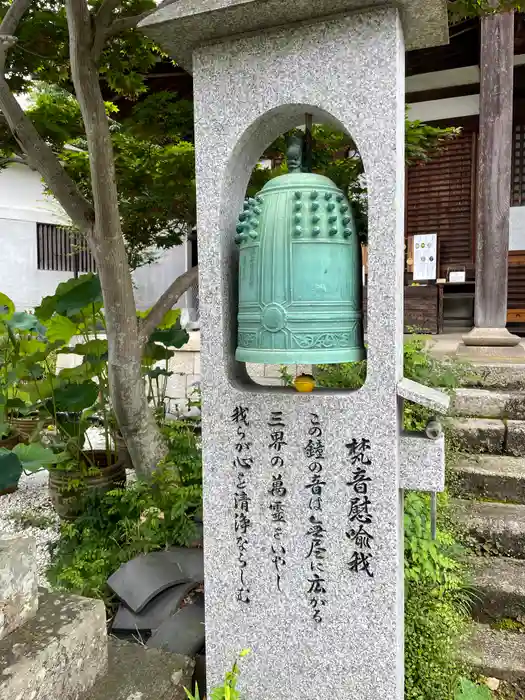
[[413, 234, 437, 281]]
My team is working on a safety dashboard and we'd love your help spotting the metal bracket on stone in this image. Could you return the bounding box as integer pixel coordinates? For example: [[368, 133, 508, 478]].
[[397, 377, 450, 414]]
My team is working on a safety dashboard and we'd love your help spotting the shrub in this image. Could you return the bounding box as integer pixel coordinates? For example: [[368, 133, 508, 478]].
[[48, 420, 202, 604], [404, 492, 470, 699]]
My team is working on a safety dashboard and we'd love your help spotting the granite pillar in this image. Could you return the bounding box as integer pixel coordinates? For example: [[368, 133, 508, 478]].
[[140, 2, 449, 698]]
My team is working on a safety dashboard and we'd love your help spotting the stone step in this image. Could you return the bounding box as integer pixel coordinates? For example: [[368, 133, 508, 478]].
[[448, 418, 505, 454], [460, 363, 525, 391], [83, 637, 194, 700], [453, 454, 525, 503], [452, 499, 525, 558], [448, 418, 525, 456], [463, 622, 525, 684], [469, 556, 525, 621], [0, 591, 107, 700], [452, 388, 525, 419]]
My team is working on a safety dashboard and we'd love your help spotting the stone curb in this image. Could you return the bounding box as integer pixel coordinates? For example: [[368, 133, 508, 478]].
[[453, 499, 525, 559], [453, 454, 525, 504]]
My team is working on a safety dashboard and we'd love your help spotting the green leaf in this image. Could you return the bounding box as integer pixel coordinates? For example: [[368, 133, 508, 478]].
[[455, 678, 492, 700], [146, 367, 173, 379], [6, 397, 27, 411], [72, 339, 108, 357], [55, 274, 102, 316], [20, 363, 45, 380], [12, 443, 66, 473], [53, 380, 99, 412], [58, 362, 98, 383], [157, 308, 181, 330], [149, 325, 188, 348], [35, 293, 58, 321], [25, 379, 55, 402], [0, 449, 22, 486], [143, 342, 175, 362], [7, 312, 45, 334], [0, 292, 14, 319], [44, 315, 78, 344]]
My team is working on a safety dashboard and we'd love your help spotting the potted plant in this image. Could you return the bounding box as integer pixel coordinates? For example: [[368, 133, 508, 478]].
[[0, 442, 65, 496], [17, 275, 127, 517], [0, 293, 49, 448]]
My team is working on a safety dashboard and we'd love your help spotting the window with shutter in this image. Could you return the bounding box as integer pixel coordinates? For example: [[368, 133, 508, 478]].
[[37, 223, 96, 274]]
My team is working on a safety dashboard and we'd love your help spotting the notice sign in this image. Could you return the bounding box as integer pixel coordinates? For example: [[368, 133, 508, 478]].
[[413, 234, 437, 281]]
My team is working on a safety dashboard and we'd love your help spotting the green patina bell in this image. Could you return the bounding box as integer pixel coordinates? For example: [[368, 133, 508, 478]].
[[235, 134, 365, 365]]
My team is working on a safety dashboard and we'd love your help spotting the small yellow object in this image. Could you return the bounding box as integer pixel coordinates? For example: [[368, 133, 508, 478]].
[[293, 374, 316, 393]]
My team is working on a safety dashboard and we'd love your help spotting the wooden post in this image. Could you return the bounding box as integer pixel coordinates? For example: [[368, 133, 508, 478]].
[[462, 9, 521, 349]]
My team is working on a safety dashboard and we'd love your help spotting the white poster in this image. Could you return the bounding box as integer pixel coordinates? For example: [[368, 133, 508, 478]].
[[413, 233, 437, 281]]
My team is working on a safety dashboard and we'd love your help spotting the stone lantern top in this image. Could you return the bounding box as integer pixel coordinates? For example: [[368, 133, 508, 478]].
[[139, 0, 449, 73]]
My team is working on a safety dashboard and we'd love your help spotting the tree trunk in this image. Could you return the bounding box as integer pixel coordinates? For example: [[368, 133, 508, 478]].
[[66, 0, 167, 478]]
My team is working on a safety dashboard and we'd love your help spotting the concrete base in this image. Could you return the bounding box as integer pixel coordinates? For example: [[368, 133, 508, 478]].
[[461, 327, 522, 348], [456, 343, 525, 361], [83, 638, 194, 700]]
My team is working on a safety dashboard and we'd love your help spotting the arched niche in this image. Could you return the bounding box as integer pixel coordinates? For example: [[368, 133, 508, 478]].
[[215, 103, 371, 390]]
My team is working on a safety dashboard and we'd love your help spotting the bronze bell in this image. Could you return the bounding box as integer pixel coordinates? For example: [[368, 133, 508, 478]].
[[235, 134, 365, 365]]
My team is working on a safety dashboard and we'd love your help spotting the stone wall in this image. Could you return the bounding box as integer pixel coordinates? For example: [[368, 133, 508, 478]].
[[164, 331, 312, 416]]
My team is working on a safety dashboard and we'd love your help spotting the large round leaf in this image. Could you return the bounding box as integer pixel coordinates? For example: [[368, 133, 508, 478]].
[[55, 275, 102, 317], [18, 339, 47, 356], [0, 292, 14, 319], [149, 325, 189, 348], [146, 367, 174, 379], [53, 380, 99, 412], [58, 362, 98, 383], [0, 449, 22, 488], [34, 293, 58, 322], [44, 315, 78, 344], [7, 312, 46, 335], [35, 275, 102, 320], [73, 339, 108, 358], [157, 308, 181, 330], [6, 397, 27, 411], [12, 443, 66, 473], [143, 342, 175, 362]]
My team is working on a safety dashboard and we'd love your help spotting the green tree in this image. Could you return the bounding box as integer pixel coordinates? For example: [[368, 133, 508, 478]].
[[0, 0, 520, 479], [0, 84, 196, 267], [0, 0, 199, 480]]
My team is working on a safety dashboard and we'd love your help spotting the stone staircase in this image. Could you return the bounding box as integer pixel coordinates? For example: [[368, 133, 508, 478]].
[[0, 535, 194, 700], [448, 366, 525, 691]]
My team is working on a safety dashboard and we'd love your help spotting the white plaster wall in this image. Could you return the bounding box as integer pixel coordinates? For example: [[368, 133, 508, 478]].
[[132, 245, 188, 311], [406, 55, 525, 123], [0, 163, 68, 225], [0, 162, 190, 312], [510, 206, 525, 251], [407, 95, 480, 122], [0, 218, 72, 309]]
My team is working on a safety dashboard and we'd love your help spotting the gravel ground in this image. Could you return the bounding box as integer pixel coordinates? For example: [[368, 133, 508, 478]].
[[0, 456, 137, 588], [0, 469, 59, 588]]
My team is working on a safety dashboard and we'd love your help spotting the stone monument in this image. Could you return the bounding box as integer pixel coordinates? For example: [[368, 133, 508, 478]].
[[140, 2, 450, 698]]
